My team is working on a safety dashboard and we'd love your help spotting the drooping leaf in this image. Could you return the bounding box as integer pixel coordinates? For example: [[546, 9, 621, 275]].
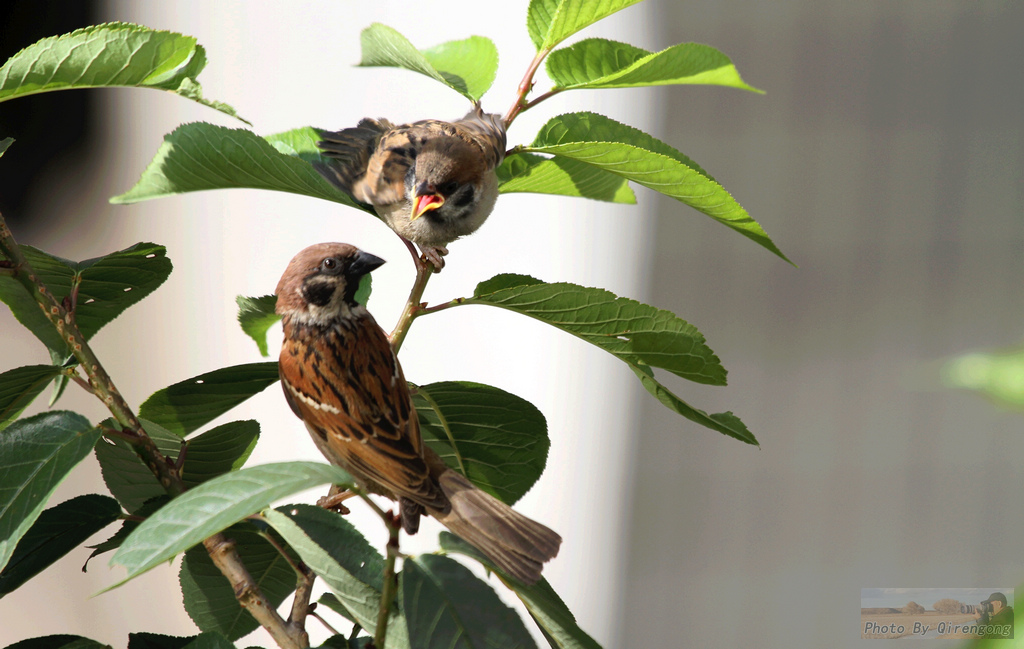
[[0, 412, 100, 573], [110, 123, 372, 212], [0, 494, 120, 597], [527, 0, 644, 51], [546, 38, 761, 93], [94, 419, 183, 513], [83, 496, 169, 569], [412, 381, 549, 505], [262, 505, 407, 645], [0, 22, 246, 122], [0, 243, 173, 356], [108, 462, 354, 587], [401, 554, 537, 649], [0, 137, 12, 157], [0, 364, 61, 431], [358, 24, 498, 102], [440, 533, 600, 649], [522, 112, 789, 262], [467, 274, 757, 444], [138, 362, 280, 437], [180, 523, 296, 640], [4, 636, 111, 649], [497, 152, 635, 203], [236, 295, 279, 358], [181, 420, 260, 488]]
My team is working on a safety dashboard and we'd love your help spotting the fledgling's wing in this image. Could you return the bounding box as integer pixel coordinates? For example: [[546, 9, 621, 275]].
[[451, 106, 507, 170], [316, 118, 399, 202]]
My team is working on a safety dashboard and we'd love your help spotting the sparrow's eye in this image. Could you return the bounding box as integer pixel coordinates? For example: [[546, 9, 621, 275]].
[[320, 257, 341, 274], [438, 180, 459, 196]]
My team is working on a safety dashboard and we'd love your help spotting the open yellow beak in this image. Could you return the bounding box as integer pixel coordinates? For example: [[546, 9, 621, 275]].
[[411, 193, 444, 220]]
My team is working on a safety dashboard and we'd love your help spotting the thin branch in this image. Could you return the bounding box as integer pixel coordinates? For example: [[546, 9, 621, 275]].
[[503, 49, 552, 127], [374, 513, 401, 649], [308, 607, 343, 637], [388, 252, 434, 353], [520, 87, 564, 114]]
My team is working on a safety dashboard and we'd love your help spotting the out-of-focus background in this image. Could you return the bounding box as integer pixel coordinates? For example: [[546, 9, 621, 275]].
[[1, 1, 1022, 648]]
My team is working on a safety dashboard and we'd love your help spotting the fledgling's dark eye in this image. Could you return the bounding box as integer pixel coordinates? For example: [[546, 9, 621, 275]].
[[438, 180, 459, 195]]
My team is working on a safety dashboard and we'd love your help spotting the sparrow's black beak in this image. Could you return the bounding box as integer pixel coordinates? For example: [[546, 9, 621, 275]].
[[350, 250, 386, 277]]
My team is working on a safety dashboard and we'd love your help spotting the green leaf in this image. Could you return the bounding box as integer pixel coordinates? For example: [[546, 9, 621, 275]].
[[138, 362, 280, 437], [262, 505, 406, 645], [440, 533, 600, 649], [0, 411, 100, 573], [358, 24, 498, 102], [94, 419, 183, 513], [942, 345, 1024, 408], [412, 381, 549, 505], [83, 496, 168, 569], [0, 22, 246, 123], [401, 554, 537, 649], [108, 462, 354, 587], [467, 274, 757, 444], [4, 636, 111, 649], [497, 152, 635, 203], [527, 0, 644, 51], [236, 295, 279, 358], [547, 38, 762, 92], [126, 633, 235, 649], [110, 123, 372, 212], [0, 243, 173, 356], [180, 524, 296, 640], [524, 112, 790, 263], [182, 420, 260, 488], [0, 494, 120, 597], [0, 364, 61, 431], [0, 137, 12, 157]]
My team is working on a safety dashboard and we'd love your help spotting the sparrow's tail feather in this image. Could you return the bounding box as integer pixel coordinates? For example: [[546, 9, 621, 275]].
[[434, 470, 561, 585]]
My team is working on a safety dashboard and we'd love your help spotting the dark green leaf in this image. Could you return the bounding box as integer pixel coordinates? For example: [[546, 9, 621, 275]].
[[401, 554, 537, 649], [0, 137, 12, 157], [182, 420, 260, 488], [127, 633, 233, 649], [110, 124, 372, 211], [527, 0, 644, 51], [0, 494, 120, 597], [0, 364, 61, 431], [524, 112, 790, 263], [440, 533, 600, 649], [262, 506, 406, 645], [0, 411, 100, 572], [4, 636, 111, 649], [359, 24, 498, 102], [108, 462, 354, 587], [236, 295, 279, 357], [138, 362, 280, 436], [180, 524, 296, 640], [497, 152, 635, 203], [94, 419, 183, 513], [317, 592, 356, 623], [546, 38, 761, 92], [413, 381, 548, 505], [0, 23, 245, 122], [0, 243, 173, 355], [84, 496, 169, 568]]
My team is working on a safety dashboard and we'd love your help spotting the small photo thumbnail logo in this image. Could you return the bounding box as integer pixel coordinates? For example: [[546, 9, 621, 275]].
[[861, 588, 1014, 640]]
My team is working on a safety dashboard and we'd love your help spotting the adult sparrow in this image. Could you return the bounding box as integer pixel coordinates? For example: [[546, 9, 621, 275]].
[[314, 105, 506, 270], [276, 242, 560, 584]]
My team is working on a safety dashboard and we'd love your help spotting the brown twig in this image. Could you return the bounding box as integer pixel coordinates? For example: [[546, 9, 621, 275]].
[[374, 512, 401, 649], [388, 250, 434, 353], [503, 49, 552, 127]]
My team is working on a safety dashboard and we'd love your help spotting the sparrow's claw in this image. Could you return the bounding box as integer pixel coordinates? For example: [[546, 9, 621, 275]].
[[419, 245, 448, 272], [317, 487, 355, 515]]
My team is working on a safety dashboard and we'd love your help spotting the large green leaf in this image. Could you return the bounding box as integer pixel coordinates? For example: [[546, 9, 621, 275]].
[[109, 123, 372, 211], [467, 274, 757, 444], [126, 633, 234, 649], [523, 112, 789, 262], [4, 636, 111, 649], [236, 295, 279, 358], [182, 420, 260, 487], [440, 533, 600, 649], [138, 362, 280, 437], [358, 24, 498, 102], [497, 152, 635, 203], [0, 411, 100, 573], [0, 364, 61, 431], [0, 494, 120, 597], [401, 554, 537, 649], [527, 0, 644, 51], [0, 23, 245, 122], [546, 38, 761, 92], [108, 462, 354, 586], [179, 523, 296, 641], [94, 419, 183, 513], [262, 505, 408, 646], [0, 243, 173, 356], [412, 381, 548, 505]]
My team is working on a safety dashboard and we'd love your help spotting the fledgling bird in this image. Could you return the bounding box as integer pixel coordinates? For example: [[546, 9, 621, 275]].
[[314, 105, 506, 269], [275, 242, 560, 584]]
